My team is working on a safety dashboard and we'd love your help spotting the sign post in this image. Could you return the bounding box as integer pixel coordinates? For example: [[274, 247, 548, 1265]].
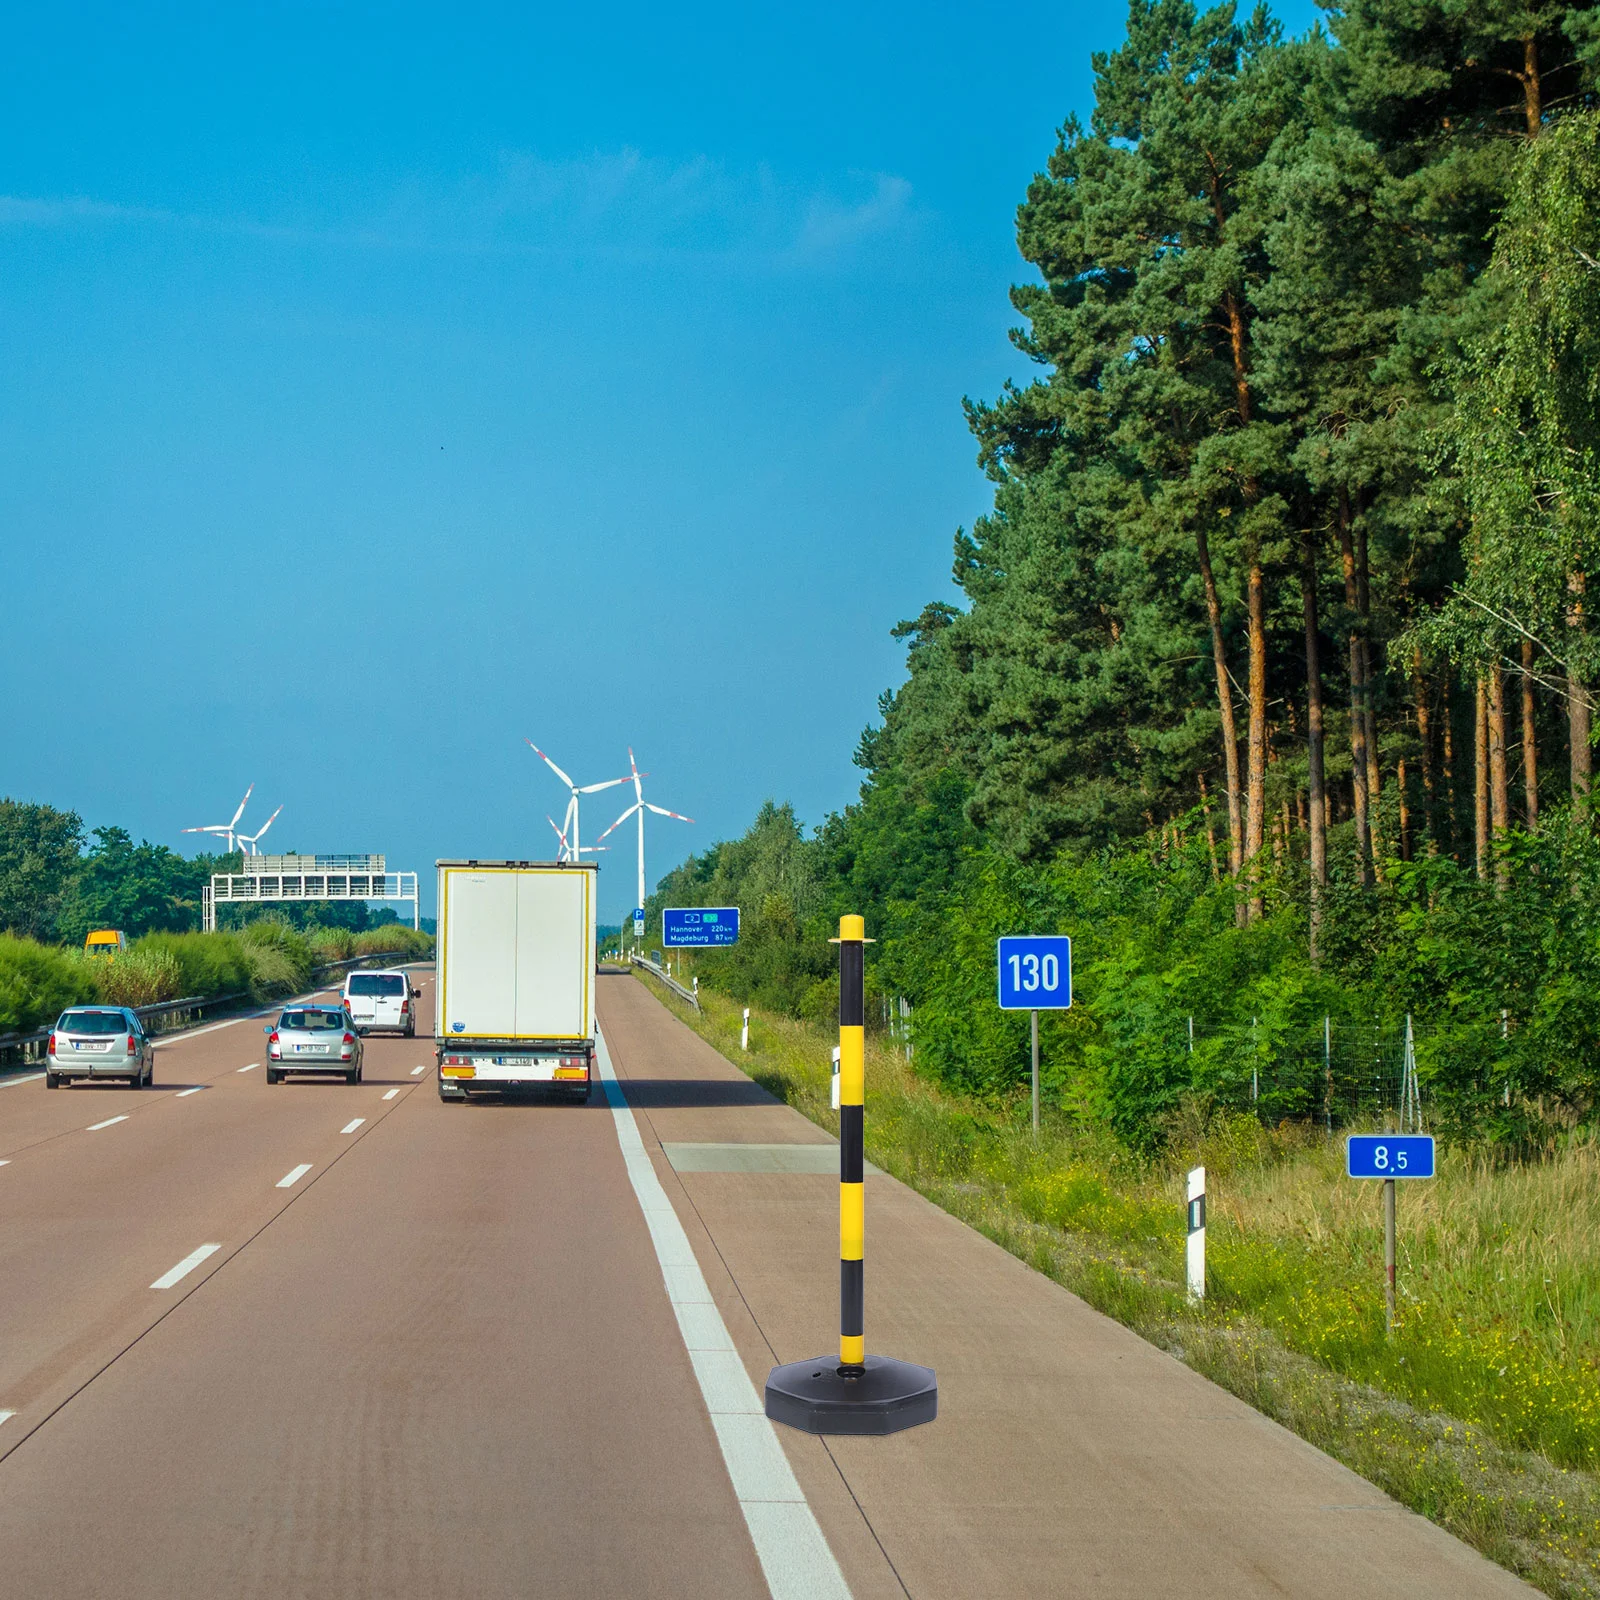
[[1346, 1133, 1435, 1335], [996, 935, 1073, 1133]]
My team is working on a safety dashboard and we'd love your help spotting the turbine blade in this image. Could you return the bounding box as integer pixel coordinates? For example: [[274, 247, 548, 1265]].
[[596, 804, 640, 842], [576, 775, 632, 794], [526, 740, 574, 791], [645, 803, 695, 823], [629, 747, 643, 800], [229, 783, 255, 828]]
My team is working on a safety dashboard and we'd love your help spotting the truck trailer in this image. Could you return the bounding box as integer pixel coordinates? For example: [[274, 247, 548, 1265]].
[[434, 859, 597, 1102]]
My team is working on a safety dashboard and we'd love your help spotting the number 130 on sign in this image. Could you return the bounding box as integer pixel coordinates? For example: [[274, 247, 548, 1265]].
[[997, 936, 1073, 1010]]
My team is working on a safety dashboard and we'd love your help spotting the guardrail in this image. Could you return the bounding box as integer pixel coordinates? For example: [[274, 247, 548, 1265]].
[[0, 949, 423, 1069], [630, 953, 701, 1012]]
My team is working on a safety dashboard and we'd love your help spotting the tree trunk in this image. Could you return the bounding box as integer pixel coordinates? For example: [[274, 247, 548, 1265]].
[[1301, 522, 1327, 961], [1475, 675, 1491, 879], [1412, 646, 1437, 854], [1521, 636, 1538, 829], [1354, 514, 1384, 879], [1198, 771, 1221, 884], [1441, 676, 1458, 857], [1399, 757, 1411, 861], [1337, 495, 1372, 883], [1245, 548, 1268, 923], [1569, 571, 1591, 805], [1196, 525, 1245, 891], [1489, 663, 1510, 858]]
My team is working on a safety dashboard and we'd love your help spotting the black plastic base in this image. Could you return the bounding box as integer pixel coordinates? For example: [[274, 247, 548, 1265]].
[[764, 1353, 937, 1435]]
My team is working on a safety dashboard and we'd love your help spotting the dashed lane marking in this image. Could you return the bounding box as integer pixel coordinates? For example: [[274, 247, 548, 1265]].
[[0, 1075, 44, 1089], [411, 1065, 427, 1076], [176, 1087, 205, 1098], [86, 1116, 129, 1132], [276, 1164, 312, 1189], [594, 1025, 852, 1600], [238, 1063, 259, 1073], [150, 1244, 221, 1290], [340, 1119, 365, 1135], [382, 1089, 399, 1100], [0, 1411, 13, 1426]]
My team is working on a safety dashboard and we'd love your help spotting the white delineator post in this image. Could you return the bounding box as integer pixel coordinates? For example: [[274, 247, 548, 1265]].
[[1186, 1166, 1206, 1303], [741, 1008, 750, 1052]]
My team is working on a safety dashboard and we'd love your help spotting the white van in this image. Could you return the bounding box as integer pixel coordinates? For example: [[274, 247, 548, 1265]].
[[343, 968, 419, 1037]]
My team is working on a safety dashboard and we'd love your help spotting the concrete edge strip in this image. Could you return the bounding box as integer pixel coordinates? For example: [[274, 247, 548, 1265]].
[[595, 1024, 852, 1600]]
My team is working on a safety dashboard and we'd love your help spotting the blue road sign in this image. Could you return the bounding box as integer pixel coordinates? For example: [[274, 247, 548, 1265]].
[[1347, 1134, 1435, 1179], [663, 906, 740, 947], [997, 935, 1073, 1010]]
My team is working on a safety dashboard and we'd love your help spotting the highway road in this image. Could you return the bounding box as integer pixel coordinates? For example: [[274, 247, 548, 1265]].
[[0, 970, 1535, 1598]]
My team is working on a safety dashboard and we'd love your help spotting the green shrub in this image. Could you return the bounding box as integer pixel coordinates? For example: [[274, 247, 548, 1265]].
[[352, 925, 433, 960], [0, 935, 95, 1032], [139, 931, 253, 999], [92, 945, 184, 1007]]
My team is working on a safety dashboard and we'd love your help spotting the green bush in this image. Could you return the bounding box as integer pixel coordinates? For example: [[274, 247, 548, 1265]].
[[0, 935, 95, 1032], [352, 925, 433, 960], [138, 931, 253, 999], [92, 945, 185, 1007]]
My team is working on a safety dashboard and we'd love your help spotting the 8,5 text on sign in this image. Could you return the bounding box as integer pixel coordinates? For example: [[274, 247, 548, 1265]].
[[1346, 1134, 1435, 1180]]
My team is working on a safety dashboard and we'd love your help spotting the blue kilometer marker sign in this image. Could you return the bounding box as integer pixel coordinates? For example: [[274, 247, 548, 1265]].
[[1346, 1134, 1435, 1179], [996, 935, 1073, 1010], [663, 907, 741, 947]]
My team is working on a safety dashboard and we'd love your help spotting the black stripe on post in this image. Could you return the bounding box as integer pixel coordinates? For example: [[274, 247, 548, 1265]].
[[839, 942, 864, 1028], [840, 1105, 864, 1184], [840, 1258, 864, 1338]]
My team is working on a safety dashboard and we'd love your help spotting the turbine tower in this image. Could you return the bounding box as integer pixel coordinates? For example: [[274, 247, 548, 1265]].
[[236, 805, 283, 858], [596, 747, 694, 917], [526, 740, 633, 861], [182, 784, 255, 854]]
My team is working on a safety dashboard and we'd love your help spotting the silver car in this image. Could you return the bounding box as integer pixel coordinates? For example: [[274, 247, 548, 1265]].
[[265, 1005, 363, 1084], [47, 1007, 154, 1089]]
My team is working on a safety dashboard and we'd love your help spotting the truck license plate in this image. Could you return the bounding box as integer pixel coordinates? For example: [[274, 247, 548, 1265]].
[[492, 1056, 534, 1066]]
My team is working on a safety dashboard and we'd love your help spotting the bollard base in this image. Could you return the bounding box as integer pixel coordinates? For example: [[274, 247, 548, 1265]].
[[764, 1353, 937, 1435]]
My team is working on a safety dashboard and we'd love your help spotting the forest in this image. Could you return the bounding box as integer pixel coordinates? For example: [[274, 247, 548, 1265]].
[[651, 0, 1600, 1147]]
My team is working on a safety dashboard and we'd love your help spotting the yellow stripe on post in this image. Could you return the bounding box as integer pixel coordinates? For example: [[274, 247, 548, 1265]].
[[839, 1026, 864, 1107], [839, 1334, 865, 1366], [840, 1182, 864, 1260]]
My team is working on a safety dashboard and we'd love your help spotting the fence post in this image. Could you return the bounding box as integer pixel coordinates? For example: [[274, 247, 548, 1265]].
[[1324, 1015, 1332, 1137]]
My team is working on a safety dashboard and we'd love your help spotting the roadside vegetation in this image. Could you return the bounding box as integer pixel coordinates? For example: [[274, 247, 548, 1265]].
[[642, 973, 1600, 1597]]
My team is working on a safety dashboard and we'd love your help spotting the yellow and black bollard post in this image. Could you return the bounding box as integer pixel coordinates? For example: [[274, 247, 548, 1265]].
[[765, 914, 937, 1435]]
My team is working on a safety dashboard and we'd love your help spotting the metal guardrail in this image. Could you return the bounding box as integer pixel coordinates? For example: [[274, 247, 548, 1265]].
[[0, 948, 423, 1068], [630, 953, 701, 1012]]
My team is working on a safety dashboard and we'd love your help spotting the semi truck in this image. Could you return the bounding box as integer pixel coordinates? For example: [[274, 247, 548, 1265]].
[[434, 859, 598, 1102]]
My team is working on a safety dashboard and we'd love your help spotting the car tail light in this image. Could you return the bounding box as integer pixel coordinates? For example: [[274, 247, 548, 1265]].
[[47, 1032, 56, 1054], [127, 1034, 137, 1055], [343, 1032, 356, 1045], [400, 1000, 409, 1015], [269, 1031, 279, 1044]]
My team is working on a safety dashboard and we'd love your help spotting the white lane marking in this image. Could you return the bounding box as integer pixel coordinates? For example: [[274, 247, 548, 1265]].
[[382, 1089, 399, 1100], [276, 1163, 312, 1189], [176, 1086, 205, 1098], [238, 1063, 259, 1073], [0, 1410, 13, 1426], [411, 1065, 426, 1076], [594, 1026, 850, 1600], [0, 1160, 9, 1167], [0, 1074, 44, 1089], [150, 1243, 221, 1290], [340, 1118, 366, 1135], [86, 1115, 129, 1132]]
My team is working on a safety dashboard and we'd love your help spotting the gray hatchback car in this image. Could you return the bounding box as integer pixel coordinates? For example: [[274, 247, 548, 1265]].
[[265, 1005, 363, 1084], [47, 1007, 154, 1089]]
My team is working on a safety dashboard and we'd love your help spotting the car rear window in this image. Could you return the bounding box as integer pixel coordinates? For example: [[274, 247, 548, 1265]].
[[348, 974, 405, 997], [58, 1010, 130, 1035], [279, 1009, 345, 1031]]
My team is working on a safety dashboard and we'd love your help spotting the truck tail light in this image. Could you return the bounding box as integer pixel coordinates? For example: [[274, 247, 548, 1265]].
[[553, 1056, 588, 1081]]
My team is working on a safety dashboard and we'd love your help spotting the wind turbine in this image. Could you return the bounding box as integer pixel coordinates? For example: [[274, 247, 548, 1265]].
[[546, 814, 609, 861], [236, 805, 283, 858], [595, 747, 694, 917], [525, 740, 633, 861], [182, 784, 255, 854]]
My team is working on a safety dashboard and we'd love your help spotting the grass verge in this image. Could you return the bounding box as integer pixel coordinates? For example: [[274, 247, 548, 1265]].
[[638, 970, 1600, 1599]]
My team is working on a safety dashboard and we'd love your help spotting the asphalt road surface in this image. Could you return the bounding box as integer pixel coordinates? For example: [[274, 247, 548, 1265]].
[[0, 970, 1535, 1599]]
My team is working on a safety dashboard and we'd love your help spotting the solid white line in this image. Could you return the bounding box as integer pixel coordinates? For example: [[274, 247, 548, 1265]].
[[86, 1115, 129, 1132], [238, 1063, 259, 1073], [0, 1074, 44, 1089], [594, 1026, 850, 1600], [276, 1163, 312, 1189], [340, 1118, 365, 1135], [176, 1086, 205, 1098], [411, 1065, 426, 1076], [150, 1243, 221, 1290], [382, 1089, 399, 1100]]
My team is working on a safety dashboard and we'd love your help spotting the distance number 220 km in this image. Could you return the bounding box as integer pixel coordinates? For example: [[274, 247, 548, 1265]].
[[1007, 952, 1062, 994]]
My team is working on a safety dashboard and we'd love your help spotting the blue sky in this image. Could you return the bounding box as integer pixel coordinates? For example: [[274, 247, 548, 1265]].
[[1, 1, 1316, 922]]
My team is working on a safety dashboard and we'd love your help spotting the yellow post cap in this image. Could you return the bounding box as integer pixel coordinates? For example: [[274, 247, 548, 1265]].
[[839, 913, 865, 942]]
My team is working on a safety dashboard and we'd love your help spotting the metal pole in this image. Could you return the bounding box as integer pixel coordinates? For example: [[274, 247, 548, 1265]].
[[837, 915, 866, 1373], [1324, 1015, 1332, 1137], [1031, 1009, 1040, 1135], [1384, 1176, 1397, 1336]]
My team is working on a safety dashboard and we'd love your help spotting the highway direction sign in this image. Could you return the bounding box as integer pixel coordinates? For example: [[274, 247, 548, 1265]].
[[1346, 1134, 1435, 1179], [996, 935, 1072, 1011], [663, 907, 740, 947]]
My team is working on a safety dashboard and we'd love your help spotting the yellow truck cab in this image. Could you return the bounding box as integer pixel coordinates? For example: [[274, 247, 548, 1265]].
[[84, 929, 128, 959]]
